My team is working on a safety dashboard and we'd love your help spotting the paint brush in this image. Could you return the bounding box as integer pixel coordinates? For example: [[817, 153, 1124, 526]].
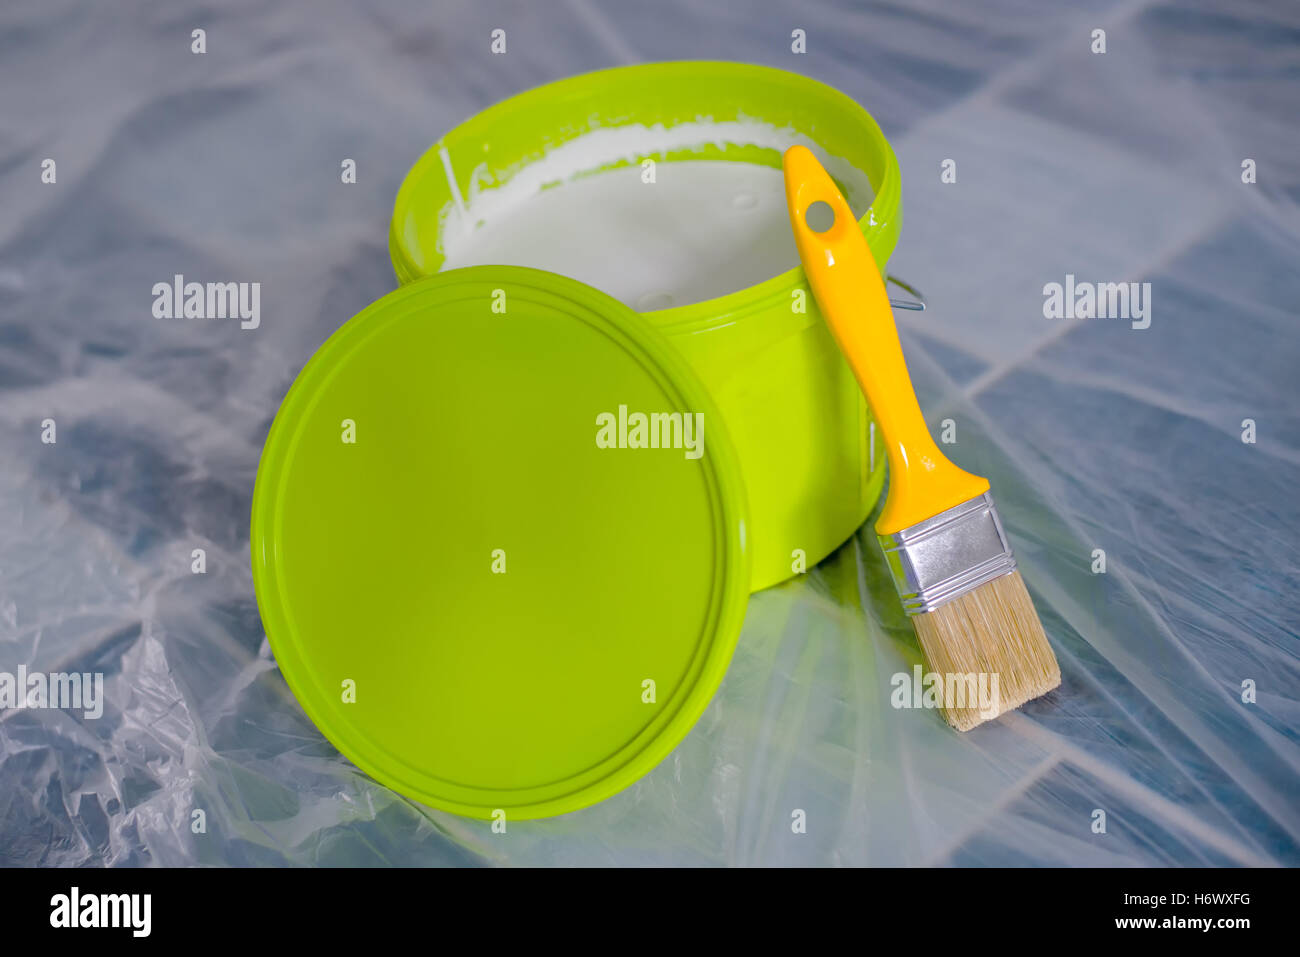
[[782, 145, 1061, 730]]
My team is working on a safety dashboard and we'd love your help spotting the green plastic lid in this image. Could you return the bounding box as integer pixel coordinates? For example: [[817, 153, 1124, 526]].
[[251, 266, 751, 820]]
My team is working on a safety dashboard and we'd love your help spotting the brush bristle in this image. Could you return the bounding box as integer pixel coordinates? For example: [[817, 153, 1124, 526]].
[[912, 570, 1061, 732]]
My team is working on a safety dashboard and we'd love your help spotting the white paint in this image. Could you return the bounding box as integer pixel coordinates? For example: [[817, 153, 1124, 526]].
[[437, 143, 467, 220], [437, 120, 872, 310], [443, 161, 822, 309]]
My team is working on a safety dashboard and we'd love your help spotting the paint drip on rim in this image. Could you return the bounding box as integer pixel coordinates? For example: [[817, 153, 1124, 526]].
[[436, 119, 874, 312]]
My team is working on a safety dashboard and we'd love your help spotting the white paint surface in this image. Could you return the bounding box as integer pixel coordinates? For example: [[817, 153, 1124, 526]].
[[438, 122, 872, 310], [445, 161, 830, 309]]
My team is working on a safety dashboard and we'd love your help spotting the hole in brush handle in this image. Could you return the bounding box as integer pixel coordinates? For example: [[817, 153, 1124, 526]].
[[804, 200, 835, 233]]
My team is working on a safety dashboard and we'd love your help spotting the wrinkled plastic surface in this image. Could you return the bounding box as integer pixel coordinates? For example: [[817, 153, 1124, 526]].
[[1, 0, 1297, 865]]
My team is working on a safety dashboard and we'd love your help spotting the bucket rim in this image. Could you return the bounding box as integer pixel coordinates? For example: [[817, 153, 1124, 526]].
[[389, 59, 902, 334]]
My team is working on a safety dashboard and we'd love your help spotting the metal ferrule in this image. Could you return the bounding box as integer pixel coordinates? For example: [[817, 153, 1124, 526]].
[[877, 492, 1017, 615]]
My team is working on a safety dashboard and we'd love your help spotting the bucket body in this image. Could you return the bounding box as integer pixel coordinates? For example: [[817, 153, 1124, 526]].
[[390, 61, 901, 590]]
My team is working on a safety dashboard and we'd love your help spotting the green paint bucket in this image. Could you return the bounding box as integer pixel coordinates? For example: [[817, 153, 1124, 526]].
[[390, 61, 902, 591], [253, 62, 904, 821]]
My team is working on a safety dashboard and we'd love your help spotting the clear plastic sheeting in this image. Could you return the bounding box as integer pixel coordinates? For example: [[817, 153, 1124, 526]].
[[1, 0, 1296, 866]]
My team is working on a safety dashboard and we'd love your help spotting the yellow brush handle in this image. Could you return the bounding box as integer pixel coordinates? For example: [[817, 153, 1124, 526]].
[[783, 145, 988, 535]]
